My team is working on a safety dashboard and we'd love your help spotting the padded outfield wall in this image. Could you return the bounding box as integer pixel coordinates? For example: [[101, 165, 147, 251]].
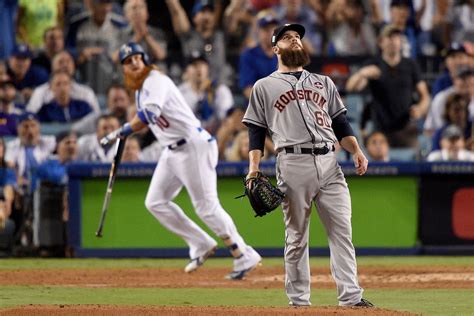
[[66, 161, 474, 257]]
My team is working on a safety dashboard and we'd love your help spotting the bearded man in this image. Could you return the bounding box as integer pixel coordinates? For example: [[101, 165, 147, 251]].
[[242, 24, 373, 307], [101, 42, 261, 279]]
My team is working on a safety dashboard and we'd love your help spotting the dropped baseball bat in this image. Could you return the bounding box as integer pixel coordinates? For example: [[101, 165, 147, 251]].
[[96, 137, 127, 238]]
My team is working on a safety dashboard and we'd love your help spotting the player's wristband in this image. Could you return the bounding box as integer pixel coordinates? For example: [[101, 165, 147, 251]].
[[119, 123, 133, 137]]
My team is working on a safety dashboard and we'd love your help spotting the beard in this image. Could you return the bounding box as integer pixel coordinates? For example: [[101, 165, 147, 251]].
[[124, 65, 155, 91], [280, 45, 310, 68]]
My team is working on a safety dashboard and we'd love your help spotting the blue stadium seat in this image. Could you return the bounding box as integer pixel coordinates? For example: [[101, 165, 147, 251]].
[[389, 148, 417, 161]]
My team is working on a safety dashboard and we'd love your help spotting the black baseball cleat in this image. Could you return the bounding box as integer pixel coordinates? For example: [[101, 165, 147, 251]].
[[353, 298, 374, 307]]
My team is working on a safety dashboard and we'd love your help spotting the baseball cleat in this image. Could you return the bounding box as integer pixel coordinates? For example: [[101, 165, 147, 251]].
[[353, 298, 374, 307], [225, 261, 261, 280], [184, 246, 217, 273], [226, 248, 262, 280]]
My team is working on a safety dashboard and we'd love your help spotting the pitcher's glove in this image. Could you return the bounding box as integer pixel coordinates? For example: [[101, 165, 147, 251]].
[[238, 172, 285, 217]]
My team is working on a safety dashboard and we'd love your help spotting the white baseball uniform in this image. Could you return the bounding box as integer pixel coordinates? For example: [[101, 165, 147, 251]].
[[135, 70, 260, 271]]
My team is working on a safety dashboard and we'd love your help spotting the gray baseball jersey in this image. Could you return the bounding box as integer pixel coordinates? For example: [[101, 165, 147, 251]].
[[243, 70, 346, 150], [243, 69, 364, 306]]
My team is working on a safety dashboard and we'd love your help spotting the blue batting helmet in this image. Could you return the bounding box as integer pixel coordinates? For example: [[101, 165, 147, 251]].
[[118, 42, 150, 65]]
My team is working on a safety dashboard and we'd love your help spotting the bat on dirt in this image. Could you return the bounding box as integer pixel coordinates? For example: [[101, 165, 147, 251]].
[[96, 137, 127, 238]]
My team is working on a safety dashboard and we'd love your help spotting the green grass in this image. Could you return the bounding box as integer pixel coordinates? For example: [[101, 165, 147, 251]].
[[0, 287, 472, 315], [0, 256, 473, 315]]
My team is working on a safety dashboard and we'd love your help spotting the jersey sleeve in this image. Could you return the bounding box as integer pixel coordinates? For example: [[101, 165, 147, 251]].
[[137, 73, 166, 123], [325, 76, 346, 118], [242, 81, 267, 128]]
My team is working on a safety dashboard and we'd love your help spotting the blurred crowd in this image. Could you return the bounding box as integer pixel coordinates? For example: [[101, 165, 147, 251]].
[[0, 0, 474, 256]]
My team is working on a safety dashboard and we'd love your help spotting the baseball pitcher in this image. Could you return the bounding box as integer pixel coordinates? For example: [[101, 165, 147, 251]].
[[101, 42, 261, 279], [243, 24, 373, 307]]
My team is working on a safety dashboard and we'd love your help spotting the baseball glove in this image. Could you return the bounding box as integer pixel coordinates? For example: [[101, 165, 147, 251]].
[[238, 172, 285, 217]]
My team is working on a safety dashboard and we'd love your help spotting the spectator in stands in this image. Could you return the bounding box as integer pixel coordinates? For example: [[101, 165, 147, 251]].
[[431, 43, 469, 97], [364, 131, 390, 162], [166, 0, 229, 84], [7, 44, 49, 102], [77, 114, 120, 162], [0, 0, 18, 59], [273, 0, 324, 55], [238, 11, 278, 100], [415, 0, 450, 56], [5, 113, 56, 194], [424, 66, 474, 136], [346, 24, 430, 148], [5, 113, 55, 250], [75, 83, 132, 135], [0, 80, 24, 136], [36, 71, 95, 125], [16, 0, 63, 50], [105, 84, 131, 124], [118, 0, 167, 64], [32, 26, 65, 74], [36, 130, 78, 257], [27, 51, 100, 133], [66, 0, 126, 94], [385, 0, 419, 59], [223, 0, 256, 51], [444, 0, 474, 46], [427, 124, 474, 161], [326, 0, 377, 56], [0, 137, 16, 257], [121, 135, 142, 163], [225, 129, 250, 161], [37, 131, 78, 186], [431, 93, 472, 151], [178, 55, 233, 135]]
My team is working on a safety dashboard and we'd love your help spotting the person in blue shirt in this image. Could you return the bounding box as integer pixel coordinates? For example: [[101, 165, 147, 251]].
[[0, 0, 18, 60], [0, 137, 17, 256], [0, 79, 24, 136], [37, 131, 78, 186], [239, 13, 279, 100], [6, 44, 49, 101], [431, 43, 469, 98], [35, 131, 78, 257], [36, 71, 93, 124]]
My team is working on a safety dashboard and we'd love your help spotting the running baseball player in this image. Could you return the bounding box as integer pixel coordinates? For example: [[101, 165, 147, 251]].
[[101, 43, 261, 279], [243, 24, 373, 307]]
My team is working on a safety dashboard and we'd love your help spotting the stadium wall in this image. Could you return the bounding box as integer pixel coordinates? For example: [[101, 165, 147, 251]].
[[66, 161, 474, 257]]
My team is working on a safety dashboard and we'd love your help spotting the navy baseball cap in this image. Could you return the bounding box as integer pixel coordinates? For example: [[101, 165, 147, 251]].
[[442, 125, 463, 140], [443, 42, 467, 57], [192, 0, 214, 17], [188, 51, 208, 65], [258, 13, 279, 28], [17, 112, 39, 124], [271, 23, 305, 47], [11, 44, 33, 59]]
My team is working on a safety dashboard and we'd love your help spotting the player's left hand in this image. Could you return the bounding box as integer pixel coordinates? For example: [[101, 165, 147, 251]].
[[352, 150, 368, 176]]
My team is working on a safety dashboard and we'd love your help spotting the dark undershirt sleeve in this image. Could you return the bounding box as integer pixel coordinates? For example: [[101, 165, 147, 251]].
[[331, 112, 355, 141], [247, 123, 266, 152]]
